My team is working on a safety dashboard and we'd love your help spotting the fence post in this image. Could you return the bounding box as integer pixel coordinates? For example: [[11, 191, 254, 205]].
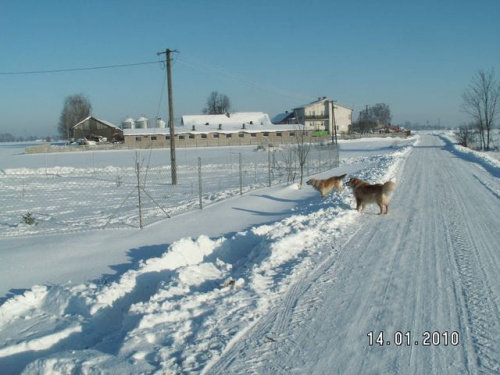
[[239, 152, 243, 195], [318, 146, 321, 172], [268, 148, 272, 187], [136, 162, 143, 229], [198, 157, 203, 209]]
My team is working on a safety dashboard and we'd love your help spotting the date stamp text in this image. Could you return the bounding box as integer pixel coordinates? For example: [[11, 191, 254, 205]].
[[367, 331, 460, 347]]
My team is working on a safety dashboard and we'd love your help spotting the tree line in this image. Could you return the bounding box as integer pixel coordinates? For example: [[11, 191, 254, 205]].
[[0, 133, 43, 142]]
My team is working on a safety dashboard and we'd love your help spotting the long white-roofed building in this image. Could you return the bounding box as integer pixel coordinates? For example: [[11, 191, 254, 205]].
[[123, 112, 312, 148]]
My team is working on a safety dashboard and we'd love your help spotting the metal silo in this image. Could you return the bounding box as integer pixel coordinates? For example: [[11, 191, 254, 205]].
[[156, 118, 166, 128], [135, 116, 149, 129], [122, 117, 135, 129]]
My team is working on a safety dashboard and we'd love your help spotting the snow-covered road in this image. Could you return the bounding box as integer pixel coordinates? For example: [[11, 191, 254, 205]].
[[206, 134, 500, 374]]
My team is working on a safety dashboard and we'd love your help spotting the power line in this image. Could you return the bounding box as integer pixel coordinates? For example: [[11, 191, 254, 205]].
[[0, 60, 161, 75], [177, 53, 314, 103]]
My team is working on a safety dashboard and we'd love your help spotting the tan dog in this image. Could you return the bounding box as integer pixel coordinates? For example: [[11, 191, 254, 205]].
[[306, 174, 347, 198], [346, 177, 396, 214]]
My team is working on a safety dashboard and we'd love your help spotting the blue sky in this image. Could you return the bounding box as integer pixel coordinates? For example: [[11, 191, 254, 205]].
[[1, 0, 499, 137]]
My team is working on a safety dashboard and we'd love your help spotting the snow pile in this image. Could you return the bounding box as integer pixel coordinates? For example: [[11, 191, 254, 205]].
[[440, 133, 500, 177], [0, 139, 417, 374]]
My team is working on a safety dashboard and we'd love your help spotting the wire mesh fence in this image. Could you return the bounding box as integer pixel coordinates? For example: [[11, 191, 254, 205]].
[[0, 143, 339, 237]]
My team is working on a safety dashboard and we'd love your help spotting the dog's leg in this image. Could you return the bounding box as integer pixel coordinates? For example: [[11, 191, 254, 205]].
[[377, 198, 387, 215], [355, 198, 362, 211], [358, 201, 366, 212]]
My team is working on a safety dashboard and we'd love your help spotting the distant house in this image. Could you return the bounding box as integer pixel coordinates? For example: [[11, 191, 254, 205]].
[[72, 116, 124, 142], [123, 112, 311, 148], [274, 97, 353, 134]]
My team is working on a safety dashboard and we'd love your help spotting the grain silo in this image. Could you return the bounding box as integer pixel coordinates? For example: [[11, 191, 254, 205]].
[[156, 118, 166, 128], [135, 116, 149, 129], [122, 117, 135, 129]]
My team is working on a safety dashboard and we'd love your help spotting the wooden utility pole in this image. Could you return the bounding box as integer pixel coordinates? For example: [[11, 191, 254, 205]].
[[331, 100, 338, 145], [157, 48, 178, 185]]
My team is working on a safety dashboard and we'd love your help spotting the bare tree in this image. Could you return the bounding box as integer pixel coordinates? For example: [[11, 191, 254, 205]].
[[294, 124, 312, 186], [58, 94, 92, 140], [462, 69, 500, 151], [370, 103, 392, 126], [354, 103, 392, 133], [203, 91, 231, 115], [454, 124, 476, 148]]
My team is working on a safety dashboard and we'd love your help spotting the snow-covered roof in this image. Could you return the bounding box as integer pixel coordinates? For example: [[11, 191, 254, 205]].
[[72, 116, 121, 130], [182, 112, 272, 128], [293, 97, 353, 112], [123, 123, 306, 136], [272, 112, 296, 124], [124, 112, 307, 136]]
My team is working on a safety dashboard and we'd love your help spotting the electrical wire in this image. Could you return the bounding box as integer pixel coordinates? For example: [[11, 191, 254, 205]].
[[177, 53, 314, 103], [0, 61, 161, 75], [155, 67, 167, 121]]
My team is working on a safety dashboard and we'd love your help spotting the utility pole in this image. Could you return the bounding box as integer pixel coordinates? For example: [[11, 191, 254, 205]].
[[157, 48, 178, 185], [331, 100, 338, 145]]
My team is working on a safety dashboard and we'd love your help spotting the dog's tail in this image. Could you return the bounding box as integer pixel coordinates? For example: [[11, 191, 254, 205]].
[[383, 181, 396, 193]]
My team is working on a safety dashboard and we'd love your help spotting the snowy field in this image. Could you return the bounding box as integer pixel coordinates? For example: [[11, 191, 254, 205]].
[[0, 142, 340, 236], [0, 133, 499, 374]]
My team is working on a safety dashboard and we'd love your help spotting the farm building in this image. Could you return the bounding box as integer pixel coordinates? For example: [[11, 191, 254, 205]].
[[123, 112, 312, 148], [273, 97, 353, 135], [72, 116, 124, 143]]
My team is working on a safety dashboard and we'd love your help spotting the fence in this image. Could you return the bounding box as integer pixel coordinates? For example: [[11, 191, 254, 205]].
[[0, 143, 339, 237]]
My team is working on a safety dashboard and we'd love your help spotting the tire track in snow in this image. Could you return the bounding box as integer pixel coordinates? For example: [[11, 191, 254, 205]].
[[438, 155, 500, 374], [207, 135, 499, 375], [204, 216, 363, 375]]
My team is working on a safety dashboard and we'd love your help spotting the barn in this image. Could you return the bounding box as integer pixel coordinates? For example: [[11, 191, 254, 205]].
[[72, 116, 124, 143]]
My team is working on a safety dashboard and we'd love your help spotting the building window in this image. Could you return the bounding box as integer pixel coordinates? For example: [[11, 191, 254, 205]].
[[289, 132, 295, 137], [165, 135, 170, 140], [201, 134, 207, 139], [239, 132, 245, 138], [189, 134, 195, 139], [277, 132, 282, 137], [135, 137, 141, 142], [213, 133, 219, 138], [251, 133, 257, 137], [263, 132, 269, 137], [226, 134, 232, 138], [179, 135, 185, 140], [150, 136, 157, 141]]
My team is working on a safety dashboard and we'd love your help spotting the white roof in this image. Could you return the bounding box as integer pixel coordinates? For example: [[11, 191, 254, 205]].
[[123, 124, 306, 136], [72, 116, 121, 130], [294, 97, 353, 112], [182, 112, 272, 128], [124, 112, 308, 135]]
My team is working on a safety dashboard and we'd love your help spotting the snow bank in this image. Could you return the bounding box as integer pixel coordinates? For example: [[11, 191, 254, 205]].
[[0, 138, 419, 374], [440, 133, 500, 177]]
